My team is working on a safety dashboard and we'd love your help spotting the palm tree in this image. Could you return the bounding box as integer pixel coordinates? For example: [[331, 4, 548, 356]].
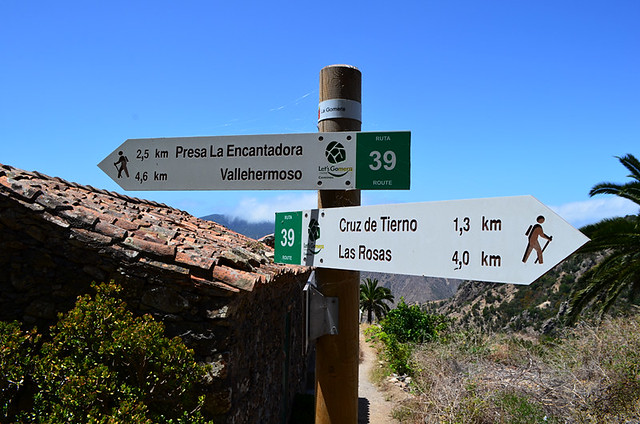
[[360, 278, 394, 324], [566, 154, 640, 324]]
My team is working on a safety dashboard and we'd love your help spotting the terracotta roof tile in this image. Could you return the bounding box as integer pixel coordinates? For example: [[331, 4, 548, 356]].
[[41, 211, 71, 229], [94, 220, 128, 239], [35, 191, 73, 211], [176, 250, 216, 273], [59, 205, 100, 229], [70, 227, 113, 246], [211, 265, 257, 292], [123, 236, 176, 259], [112, 218, 140, 231], [138, 257, 190, 276], [190, 275, 240, 295], [101, 244, 140, 261]]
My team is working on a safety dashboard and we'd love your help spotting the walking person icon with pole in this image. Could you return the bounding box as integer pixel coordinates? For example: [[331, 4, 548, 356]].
[[522, 215, 552, 264], [114, 151, 130, 178]]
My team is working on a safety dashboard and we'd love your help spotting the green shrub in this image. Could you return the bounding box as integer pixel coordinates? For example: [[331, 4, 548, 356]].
[[367, 300, 451, 376], [378, 331, 415, 375], [1, 321, 40, 420], [364, 325, 414, 375], [1, 282, 212, 423], [380, 299, 449, 344]]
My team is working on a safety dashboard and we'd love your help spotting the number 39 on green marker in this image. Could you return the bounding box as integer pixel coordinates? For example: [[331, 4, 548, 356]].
[[275, 211, 302, 264], [355, 131, 410, 190]]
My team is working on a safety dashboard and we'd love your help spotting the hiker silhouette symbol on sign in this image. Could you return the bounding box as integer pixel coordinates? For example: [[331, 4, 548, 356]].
[[522, 215, 553, 264], [114, 151, 130, 178]]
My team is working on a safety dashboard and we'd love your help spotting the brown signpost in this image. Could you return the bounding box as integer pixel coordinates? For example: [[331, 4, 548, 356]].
[[315, 64, 362, 423]]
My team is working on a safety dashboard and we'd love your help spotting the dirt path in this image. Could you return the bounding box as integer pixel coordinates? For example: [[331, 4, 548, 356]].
[[358, 326, 407, 424]]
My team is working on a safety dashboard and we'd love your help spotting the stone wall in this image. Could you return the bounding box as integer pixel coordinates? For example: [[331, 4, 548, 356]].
[[0, 164, 312, 423]]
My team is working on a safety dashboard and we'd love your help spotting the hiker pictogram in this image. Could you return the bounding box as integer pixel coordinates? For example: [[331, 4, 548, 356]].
[[522, 215, 553, 264], [114, 151, 130, 178]]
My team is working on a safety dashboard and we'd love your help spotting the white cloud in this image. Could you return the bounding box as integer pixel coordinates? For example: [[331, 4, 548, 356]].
[[551, 197, 638, 228], [230, 193, 318, 222]]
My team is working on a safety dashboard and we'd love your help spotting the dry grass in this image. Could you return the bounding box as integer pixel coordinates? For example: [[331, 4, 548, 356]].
[[390, 315, 640, 423]]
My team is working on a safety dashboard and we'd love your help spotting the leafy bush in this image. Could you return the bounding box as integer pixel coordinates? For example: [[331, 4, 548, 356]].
[[1, 282, 212, 423], [375, 330, 415, 375], [366, 299, 451, 376], [0, 321, 40, 419], [380, 299, 449, 344]]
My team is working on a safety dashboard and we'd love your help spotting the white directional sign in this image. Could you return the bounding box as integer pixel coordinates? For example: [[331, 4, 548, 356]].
[[98, 131, 410, 191], [275, 196, 589, 285]]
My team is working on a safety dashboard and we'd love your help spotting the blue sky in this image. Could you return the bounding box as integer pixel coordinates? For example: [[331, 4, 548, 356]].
[[2, 1, 638, 228]]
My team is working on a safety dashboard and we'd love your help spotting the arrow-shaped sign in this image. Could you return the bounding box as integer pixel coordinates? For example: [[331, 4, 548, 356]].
[[275, 196, 589, 285], [98, 131, 410, 191]]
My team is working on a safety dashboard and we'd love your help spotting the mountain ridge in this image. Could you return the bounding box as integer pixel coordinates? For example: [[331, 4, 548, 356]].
[[200, 214, 274, 240]]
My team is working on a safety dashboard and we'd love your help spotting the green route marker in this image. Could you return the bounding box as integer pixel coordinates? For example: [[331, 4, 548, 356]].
[[355, 131, 410, 190], [274, 211, 303, 265]]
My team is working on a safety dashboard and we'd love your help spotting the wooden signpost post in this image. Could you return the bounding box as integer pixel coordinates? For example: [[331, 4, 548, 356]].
[[314, 64, 362, 424]]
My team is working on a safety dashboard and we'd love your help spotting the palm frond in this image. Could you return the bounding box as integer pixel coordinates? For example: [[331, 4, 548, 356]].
[[589, 182, 625, 197], [590, 182, 640, 205], [599, 259, 640, 318], [578, 217, 639, 253], [617, 154, 640, 181], [589, 155, 640, 206], [557, 154, 639, 324], [567, 259, 614, 324]]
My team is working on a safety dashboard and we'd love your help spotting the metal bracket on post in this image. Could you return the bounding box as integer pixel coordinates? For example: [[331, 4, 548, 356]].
[[304, 272, 339, 352]]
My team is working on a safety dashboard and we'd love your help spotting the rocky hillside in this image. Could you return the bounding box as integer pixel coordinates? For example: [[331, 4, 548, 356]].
[[427, 251, 607, 334]]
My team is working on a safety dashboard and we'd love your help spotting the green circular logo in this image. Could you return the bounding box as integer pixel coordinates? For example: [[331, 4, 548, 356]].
[[308, 218, 320, 242], [325, 141, 347, 164]]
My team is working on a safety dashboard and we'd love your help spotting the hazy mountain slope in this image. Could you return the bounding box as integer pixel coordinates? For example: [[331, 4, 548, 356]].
[[200, 214, 274, 240], [361, 272, 461, 305]]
